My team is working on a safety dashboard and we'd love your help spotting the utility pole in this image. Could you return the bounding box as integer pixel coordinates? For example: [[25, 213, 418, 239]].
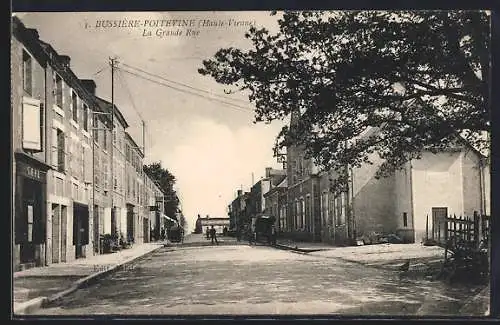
[[110, 57, 116, 240]]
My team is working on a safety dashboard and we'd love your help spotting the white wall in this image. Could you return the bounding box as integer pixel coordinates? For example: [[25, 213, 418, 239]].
[[483, 163, 491, 215], [411, 151, 463, 241], [393, 162, 414, 241]]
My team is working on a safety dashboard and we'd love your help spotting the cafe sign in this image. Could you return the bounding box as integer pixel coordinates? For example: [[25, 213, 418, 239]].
[[17, 161, 47, 183]]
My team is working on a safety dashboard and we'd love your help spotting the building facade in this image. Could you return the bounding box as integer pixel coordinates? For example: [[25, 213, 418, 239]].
[[12, 16, 169, 271], [12, 19, 52, 270]]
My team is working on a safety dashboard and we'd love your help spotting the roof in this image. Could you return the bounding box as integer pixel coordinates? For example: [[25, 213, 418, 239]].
[[94, 97, 130, 129], [125, 132, 144, 158]]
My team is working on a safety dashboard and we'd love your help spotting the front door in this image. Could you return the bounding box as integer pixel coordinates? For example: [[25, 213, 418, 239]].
[[20, 199, 36, 264], [432, 207, 448, 244], [143, 218, 149, 243], [51, 204, 60, 263]]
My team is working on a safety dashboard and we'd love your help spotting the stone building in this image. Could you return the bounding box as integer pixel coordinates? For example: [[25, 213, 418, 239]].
[[124, 132, 146, 244], [12, 17, 52, 270], [12, 16, 169, 270]]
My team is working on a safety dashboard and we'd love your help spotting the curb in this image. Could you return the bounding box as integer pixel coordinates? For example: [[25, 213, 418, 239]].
[[273, 244, 325, 253], [14, 245, 162, 315]]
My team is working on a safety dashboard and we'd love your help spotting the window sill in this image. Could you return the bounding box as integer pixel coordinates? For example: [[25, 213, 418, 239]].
[[53, 104, 65, 117], [52, 170, 66, 179], [70, 120, 79, 129], [82, 130, 90, 138]]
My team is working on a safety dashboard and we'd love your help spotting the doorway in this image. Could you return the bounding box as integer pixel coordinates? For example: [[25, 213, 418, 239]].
[[73, 204, 89, 259], [51, 204, 60, 263], [432, 207, 448, 243]]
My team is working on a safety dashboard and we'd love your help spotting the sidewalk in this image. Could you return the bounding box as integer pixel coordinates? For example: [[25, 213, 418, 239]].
[[13, 242, 162, 315], [277, 239, 445, 270]]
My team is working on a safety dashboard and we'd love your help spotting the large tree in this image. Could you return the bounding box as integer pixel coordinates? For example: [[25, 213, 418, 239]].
[[199, 10, 490, 191], [143, 162, 180, 219]]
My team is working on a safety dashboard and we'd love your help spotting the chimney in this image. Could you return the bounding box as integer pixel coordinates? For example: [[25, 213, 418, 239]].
[[265, 167, 272, 178], [59, 55, 71, 68], [80, 79, 97, 95]]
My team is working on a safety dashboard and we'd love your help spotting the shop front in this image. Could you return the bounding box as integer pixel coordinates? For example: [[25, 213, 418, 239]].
[[14, 152, 51, 271]]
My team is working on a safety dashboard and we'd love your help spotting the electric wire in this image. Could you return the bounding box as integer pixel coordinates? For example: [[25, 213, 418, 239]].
[[120, 62, 251, 105], [117, 67, 255, 114]]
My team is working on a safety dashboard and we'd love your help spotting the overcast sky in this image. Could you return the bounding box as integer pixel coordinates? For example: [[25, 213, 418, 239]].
[[15, 11, 286, 231]]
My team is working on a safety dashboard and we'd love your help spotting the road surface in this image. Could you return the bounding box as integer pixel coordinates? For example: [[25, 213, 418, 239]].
[[35, 242, 479, 316]]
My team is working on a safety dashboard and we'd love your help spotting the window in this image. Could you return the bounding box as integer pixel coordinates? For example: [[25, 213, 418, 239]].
[[27, 204, 34, 242], [321, 192, 328, 227], [304, 195, 312, 231], [403, 212, 408, 227], [81, 144, 85, 181], [103, 127, 108, 151], [93, 116, 99, 142], [55, 74, 63, 108], [57, 129, 65, 172], [83, 104, 89, 131], [71, 91, 78, 122], [335, 195, 344, 226], [23, 50, 33, 96]]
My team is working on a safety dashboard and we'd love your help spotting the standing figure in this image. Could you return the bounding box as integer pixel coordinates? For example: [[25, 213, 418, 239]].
[[210, 225, 219, 245], [271, 224, 277, 246], [206, 227, 210, 240]]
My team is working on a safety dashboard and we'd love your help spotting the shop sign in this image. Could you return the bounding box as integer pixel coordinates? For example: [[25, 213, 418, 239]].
[[18, 161, 47, 182]]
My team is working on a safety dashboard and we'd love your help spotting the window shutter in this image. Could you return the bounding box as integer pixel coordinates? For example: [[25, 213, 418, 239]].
[[64, 134, 70, 173], [22, 97, 42, 151], [51, 128, 58, 169]]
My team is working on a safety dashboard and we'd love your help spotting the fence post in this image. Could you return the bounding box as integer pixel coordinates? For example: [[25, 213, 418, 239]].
[[467, 216, 471, 243], [474, 211, 480, 249], [425, 214, 429, 241], [453, 214, 457, 244]]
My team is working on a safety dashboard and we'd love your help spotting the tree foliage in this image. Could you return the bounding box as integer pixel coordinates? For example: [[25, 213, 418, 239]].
[[143, 162, 180, 219], [199, 10, 490, 189], [179, 214, 188, 231]]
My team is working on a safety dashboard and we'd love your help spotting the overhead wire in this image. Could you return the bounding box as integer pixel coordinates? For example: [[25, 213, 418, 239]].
[[120, 62, 251, 105], [117, 67, 255, 114]]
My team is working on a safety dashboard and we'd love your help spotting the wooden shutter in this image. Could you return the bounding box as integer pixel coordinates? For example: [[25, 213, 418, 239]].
[[22, 97, 42, 151]]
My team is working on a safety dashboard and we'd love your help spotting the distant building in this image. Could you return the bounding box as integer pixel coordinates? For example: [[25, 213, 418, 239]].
[[199, 217, 230, 234]]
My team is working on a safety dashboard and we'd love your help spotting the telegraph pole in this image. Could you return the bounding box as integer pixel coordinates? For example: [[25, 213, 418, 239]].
[[110, 57, 117, 240]]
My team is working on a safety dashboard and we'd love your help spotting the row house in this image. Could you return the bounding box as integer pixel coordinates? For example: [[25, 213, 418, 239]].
[[124, 132, 146, 244], [228, 190, 249, 231], [93, 96, 129, 247], [228, 168, 286, 234], [263, 177, 287, 232], [12, 18, 52, 270], [12, 16, 166, 271], [144, 175, 164, 242]]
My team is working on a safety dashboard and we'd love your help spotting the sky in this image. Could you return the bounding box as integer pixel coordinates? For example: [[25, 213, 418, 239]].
[[15, 11, 286, 232]]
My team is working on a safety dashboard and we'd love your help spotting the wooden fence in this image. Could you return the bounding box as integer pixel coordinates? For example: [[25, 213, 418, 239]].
[[426, 213, 490, 249]]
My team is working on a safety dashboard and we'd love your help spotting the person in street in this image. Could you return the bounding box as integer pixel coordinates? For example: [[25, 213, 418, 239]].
[[206, 227, 210, 240], [271, 224, 277, 246], [210, 225, 219, 245]]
